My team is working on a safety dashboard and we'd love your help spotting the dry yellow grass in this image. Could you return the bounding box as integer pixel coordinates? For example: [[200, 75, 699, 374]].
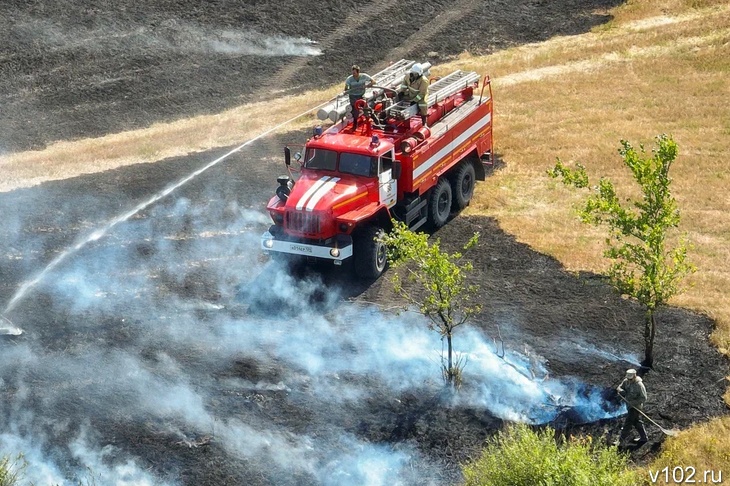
[[648, 416, 730, 479], [0, 85, 341, 193], [1, 0, 728, 476], [437, 2, 730, 354]]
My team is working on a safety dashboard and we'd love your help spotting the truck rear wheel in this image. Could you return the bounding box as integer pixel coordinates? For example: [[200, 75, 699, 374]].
[[451, 161, 475, 210], [428, 178, 452, 229], [354, 226, 387, 279]]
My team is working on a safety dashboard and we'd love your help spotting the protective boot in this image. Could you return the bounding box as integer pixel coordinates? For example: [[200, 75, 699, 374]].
[[421, 115, 428, 127]]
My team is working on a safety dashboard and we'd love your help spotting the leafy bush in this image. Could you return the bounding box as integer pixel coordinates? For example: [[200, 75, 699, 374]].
[[462, 424, 639, 486]]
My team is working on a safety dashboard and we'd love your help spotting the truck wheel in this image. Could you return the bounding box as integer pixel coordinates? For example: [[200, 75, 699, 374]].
[[354, 226, 387, 279], [451, 161, 475, 210], [428, 178, 452, 228]]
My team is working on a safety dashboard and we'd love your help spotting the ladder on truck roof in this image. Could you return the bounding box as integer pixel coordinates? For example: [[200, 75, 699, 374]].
[[426, 70, 481, 107], [371, 59, 415, 87]]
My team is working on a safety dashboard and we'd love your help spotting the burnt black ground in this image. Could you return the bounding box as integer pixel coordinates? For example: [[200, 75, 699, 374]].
[[0, 133, 727, 484], [1, 0, 622, 152], [1, 1, 728, 484]]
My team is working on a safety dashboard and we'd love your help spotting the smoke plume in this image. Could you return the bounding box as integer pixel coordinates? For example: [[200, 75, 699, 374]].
[[1, 172, 623, 484], [11, 17, 322, 58]]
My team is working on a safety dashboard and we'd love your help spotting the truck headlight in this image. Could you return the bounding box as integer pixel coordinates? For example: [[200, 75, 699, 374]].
[[330, 248, 340, 258], [263, 238, 274, 249]]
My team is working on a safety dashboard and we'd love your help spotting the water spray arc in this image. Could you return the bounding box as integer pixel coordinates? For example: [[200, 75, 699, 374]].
[[1, 99, 332, 327]]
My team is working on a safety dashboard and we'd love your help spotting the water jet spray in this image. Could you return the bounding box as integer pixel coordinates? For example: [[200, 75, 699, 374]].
[[2, 98, 333, 316]]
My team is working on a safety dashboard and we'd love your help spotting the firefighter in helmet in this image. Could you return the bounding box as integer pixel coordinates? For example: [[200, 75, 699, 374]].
[[344, 64, 373, 130], [614, 368, 648, 446], [400, 63, 429, 127]]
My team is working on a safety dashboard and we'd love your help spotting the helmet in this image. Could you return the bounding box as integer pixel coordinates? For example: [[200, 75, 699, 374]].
[[625, 369, 637, 379], [410, 63, 423, 76]]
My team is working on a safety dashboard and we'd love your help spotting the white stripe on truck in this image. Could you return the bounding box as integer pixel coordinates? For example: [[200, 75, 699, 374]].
[[296, 176, 330, 210], [413, 113, 491, 180], [306, 177, 340, 212]]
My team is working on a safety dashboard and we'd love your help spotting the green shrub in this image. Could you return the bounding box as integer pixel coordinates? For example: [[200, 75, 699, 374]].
[[462, 424, 639, 486]]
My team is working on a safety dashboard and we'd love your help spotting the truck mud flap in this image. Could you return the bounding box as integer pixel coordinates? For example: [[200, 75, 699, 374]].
[[474, 151, 492, 181]]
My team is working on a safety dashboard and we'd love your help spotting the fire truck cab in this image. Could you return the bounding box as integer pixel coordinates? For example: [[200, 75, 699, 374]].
[[262, 60, 493, 279]]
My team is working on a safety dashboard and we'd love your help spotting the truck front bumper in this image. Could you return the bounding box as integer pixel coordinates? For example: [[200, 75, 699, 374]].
[[261, 230, 354, 264]]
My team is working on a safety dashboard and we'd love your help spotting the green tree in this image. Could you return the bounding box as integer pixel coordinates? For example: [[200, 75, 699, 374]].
[[548, 134, 695, 368], [380, 221, 481, 387], [462, 424, 639, 486]]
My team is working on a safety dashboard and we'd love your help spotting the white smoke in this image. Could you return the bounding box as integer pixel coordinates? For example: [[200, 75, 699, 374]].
[[206, 32, 322, 56], [12, 18, 322, 58], [570, 341, 641, 367], [0, 429, 168, 485], [0, 176, 622, 484]]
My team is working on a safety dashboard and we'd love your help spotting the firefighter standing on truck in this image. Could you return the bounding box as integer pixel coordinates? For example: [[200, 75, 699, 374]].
[[400, 63, 429, 127], [344, 64, 373, 130]]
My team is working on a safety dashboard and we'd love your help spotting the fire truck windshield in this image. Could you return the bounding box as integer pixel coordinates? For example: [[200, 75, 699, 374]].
[[304, 148, 377, 177], [304, 148, 337, 171], [339, 153, 377, 177]]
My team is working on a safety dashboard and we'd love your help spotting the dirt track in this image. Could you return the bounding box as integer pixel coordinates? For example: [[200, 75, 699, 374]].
[[1, 1, 728, 484]]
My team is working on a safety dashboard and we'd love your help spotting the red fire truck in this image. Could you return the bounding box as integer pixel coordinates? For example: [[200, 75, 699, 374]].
[[261, 60, 493, 278]]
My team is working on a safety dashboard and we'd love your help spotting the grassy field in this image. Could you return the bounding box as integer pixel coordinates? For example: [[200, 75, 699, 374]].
[[1, 0, 728, 479]]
